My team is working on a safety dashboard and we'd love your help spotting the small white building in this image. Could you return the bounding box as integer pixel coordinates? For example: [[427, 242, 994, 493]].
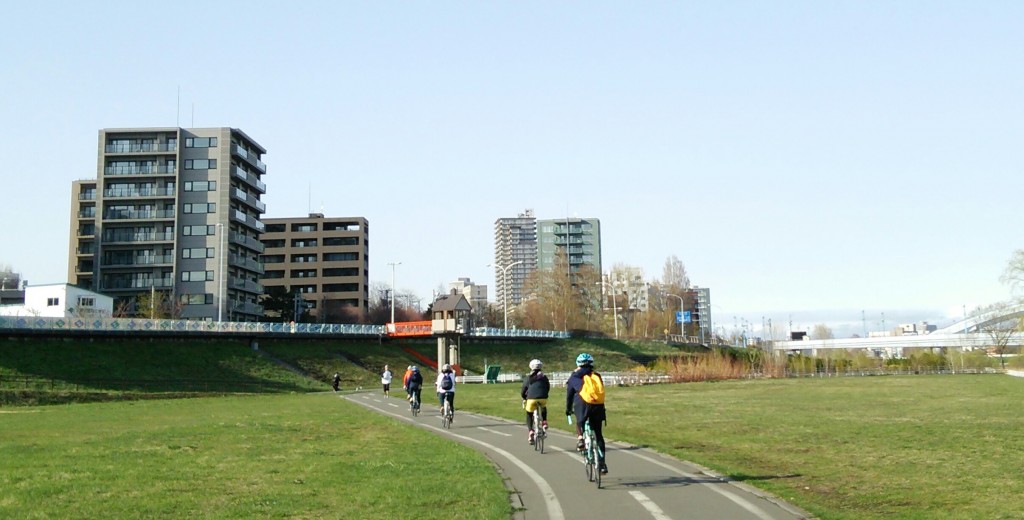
[[0, 284, 113, 318]]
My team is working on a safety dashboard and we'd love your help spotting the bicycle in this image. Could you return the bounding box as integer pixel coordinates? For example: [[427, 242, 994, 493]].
[[409, 390, 420, 416], [569, 415, 603, 488], [532, 406, 547, 454], [441, 394, 453, 429]]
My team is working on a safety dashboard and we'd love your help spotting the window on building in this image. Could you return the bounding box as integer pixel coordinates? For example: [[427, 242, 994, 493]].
[[179, 293, 214, 305], [182, 248, 213, 259], [184, 159, 217, 170], [323, 252, 358, 262], [184, 137, 218, 148], [181, 271, 214, 282], [261, 255, 285, 264], [264, 223, 285, 233], [183, 203, 216, 214], [292, 223, 317, 232], [46, 297, 60, 306], [291, 254, 317, 263], [262, 239, 285, 248], [184, 181, 216, 192], [323, 267, 359, 277], [182, 225, 216, 236], [78, 297, 95, 307], [263, 270, 285, 279], [323, 237, 359, 246], [292, 239, 317, 248], [291, 269, 317, 278], [323, 283, 359, 292]]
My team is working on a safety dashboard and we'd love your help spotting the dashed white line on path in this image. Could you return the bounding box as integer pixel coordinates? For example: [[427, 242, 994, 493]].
[[387, 403, 399, 408], [629, 491, 673, 520], [477, 427, 512, 437], [624, 450, 776, 520]]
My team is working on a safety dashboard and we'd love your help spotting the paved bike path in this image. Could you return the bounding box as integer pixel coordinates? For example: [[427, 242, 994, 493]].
[[345, 393, 811, 520]]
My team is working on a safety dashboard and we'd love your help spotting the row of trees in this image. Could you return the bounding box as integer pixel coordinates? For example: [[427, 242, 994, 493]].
[[510, 254, 696, 338]]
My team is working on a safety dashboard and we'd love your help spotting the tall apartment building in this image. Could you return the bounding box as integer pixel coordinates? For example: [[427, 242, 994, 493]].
[[537, 217, 602, 281], [260, 214, 369, 321], [68, 127, 268, 321], [493, 209, 537, 307]]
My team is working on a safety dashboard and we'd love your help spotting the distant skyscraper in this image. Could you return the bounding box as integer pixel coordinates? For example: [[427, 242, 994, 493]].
[[493, 209, 537, 307], [69, 127, 267, 321], [536, 217, 602, 281]]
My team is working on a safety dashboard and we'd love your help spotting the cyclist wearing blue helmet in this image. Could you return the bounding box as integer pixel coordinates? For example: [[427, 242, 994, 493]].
[[565, 352, 608, 474]]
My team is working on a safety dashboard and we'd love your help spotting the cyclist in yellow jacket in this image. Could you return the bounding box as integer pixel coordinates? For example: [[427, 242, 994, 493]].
[[565, 352, 607, 474]]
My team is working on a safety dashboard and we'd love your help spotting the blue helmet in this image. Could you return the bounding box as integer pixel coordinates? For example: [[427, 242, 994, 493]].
[[576, 353, 594, 367]]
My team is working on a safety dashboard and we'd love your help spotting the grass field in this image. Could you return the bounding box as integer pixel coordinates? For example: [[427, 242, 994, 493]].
[[456, 374, 1024, 520], [0, 392, 510, 519], [7, 338, 1024, 518]]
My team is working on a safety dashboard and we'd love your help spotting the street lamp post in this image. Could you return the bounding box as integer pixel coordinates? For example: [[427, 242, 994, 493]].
[[387, 262, 401, 330], [489, 261, 523, 330], [664, 292, 684, 336], [597, 279, 620, 338]]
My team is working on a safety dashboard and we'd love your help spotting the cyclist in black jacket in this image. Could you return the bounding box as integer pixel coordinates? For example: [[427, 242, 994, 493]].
[[520, 358, 550, 445], [566, 352, 607, 474]]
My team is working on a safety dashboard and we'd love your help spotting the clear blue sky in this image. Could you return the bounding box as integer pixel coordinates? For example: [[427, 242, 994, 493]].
[[2, 1, 1021, 337]]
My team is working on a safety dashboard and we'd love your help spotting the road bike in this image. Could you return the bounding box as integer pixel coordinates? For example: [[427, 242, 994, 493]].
[[441, 394, 453, 429], [569, 415, 603, 489], [532, 405, 547, 454]]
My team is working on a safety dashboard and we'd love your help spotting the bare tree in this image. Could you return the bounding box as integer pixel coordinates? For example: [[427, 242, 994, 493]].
[[811, 323, 834, 340], [974, 302, 1020, 370], [661, 255, 690, 291], [1000, 250, 1024, 300]]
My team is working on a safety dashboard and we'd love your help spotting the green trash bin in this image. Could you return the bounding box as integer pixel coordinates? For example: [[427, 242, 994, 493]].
[[484, 365, 501, 384]]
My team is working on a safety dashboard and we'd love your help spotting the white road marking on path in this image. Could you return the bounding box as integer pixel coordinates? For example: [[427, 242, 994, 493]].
[[629, 491, 673, 520], [349, 398, 564, 520], [387, 403, 399, 408], [477, 427, 512, 437], [624, 450, 776, 520]]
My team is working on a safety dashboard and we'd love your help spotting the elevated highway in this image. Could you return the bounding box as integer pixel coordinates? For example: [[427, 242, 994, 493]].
[[772, 303, 1024, 357]]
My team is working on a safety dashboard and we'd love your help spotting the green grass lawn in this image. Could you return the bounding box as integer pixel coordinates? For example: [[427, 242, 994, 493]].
[[0, 392, 510, 519], [456, 375, 1024, 520]]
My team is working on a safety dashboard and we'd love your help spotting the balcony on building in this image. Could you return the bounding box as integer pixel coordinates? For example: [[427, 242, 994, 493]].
[[230, 164, 267, 193]]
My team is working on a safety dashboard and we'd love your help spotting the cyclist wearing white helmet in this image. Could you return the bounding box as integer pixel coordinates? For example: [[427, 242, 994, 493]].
[[521, 358, 550, 445], [566, 352, 608, 474], [436, 363, 456, 420]]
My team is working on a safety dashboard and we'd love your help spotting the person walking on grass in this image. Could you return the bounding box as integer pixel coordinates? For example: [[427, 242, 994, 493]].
[[381, 365, 393, 397], [332, 372, 341, 392]]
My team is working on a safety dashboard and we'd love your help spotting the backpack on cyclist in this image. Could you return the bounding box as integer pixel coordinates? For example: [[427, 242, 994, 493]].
[[579, 372, 605, 404], [440, 373, 454, 391]]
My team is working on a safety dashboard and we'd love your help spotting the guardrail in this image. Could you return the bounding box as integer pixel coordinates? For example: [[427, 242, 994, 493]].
[[0, 316, 570, 339]]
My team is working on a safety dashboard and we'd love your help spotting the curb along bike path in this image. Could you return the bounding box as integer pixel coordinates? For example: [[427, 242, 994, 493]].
[[345, 393, 811, 520]]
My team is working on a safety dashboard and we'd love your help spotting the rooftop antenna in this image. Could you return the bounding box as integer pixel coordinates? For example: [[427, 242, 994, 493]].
[[176, 86, 180, 127]]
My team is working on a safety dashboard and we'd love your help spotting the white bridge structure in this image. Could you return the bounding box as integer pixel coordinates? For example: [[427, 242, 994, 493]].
[[770, 303, 1024, 358]]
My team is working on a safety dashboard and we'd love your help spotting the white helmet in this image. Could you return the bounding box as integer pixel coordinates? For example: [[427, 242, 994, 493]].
[[529, 359, 542, 370], [442, 363, 451, 372]]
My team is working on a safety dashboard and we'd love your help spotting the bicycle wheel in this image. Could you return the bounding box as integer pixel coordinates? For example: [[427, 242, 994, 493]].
[[537, 429, 545, 454]]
